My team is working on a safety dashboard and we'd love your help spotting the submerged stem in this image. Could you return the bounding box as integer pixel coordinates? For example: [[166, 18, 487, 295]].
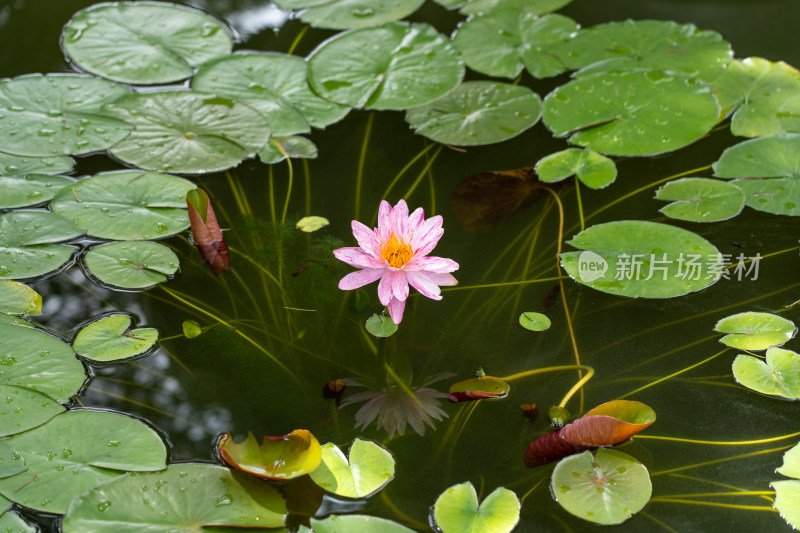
[[354, 112, 374, 220]]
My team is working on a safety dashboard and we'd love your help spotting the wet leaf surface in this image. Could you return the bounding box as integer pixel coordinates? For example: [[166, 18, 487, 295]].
[[714, 311, 796, 350], [0, 174, 71, 209], [655, 177, 745, 222], [0, 280, 41, 316], [0, 385, 63, 438], [0, 210, 80, 280], [83, 241, 180, 289], [73, 314, 158, 363], [276, 0, 425, 30], [535, 148, 617, 189]]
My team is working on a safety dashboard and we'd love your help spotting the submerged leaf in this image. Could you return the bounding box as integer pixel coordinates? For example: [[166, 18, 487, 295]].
[[432, 481, 520, 533], [73, 314, 158, 363], [714, 311, 796, 350], [296, 216, 330, 233], [218, 430, 322, 481], [451, 167, 541, 231], [309, 438, 395, 498], [448, 375, 510, 402], [182, 319, 202, 338], [187, 188, 230, 275], [732, 347, 800, 399]]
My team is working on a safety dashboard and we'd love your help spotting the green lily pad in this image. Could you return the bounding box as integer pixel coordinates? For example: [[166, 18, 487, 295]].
[[543, 70, 719, 156], [73, 314, 158, 363], [535, 148, 617, 189], [51, 170, 195, 240], [457, 0, 572, 16], [713, 134, 800, 179], [406, 81, 542, 146], [0, 210, 82, 280], [519, 312, 551, 331], [0, 443, 26, 479], [732, 347, 800, 399], [193, 53, 349, 136], [276, 0, 424, 30], [449, 375, 510, 401], [560, 220, 723, 298], [0, 409, 168, 513], [0, 510, 35, 533], [708, 57, 800, 137], [259, 136, 318, 164], [182, 319, 202, 338], [772, 480, 800, 530], [296, 216, 329, 233], [0, 280, 41, 316], [558, 20, 731, 82], [732, 177, 800, 216], [655, 178, 745, 222], [432, 482, 520, 533], [0, 152, 73, 175], [551, 447, 651, 525], [309, 438, 395, 498], [308, 22, 464, 110], [0, 323, 85, 403], [0, 174, 72, 209], [84, 241, 180, 290], [102, 91, 271, 174], [777, 442, 800, 479], [365, 313, 398, 338], [0, 74, 132, 157], [714, 311, 796, 350], [311, 515, 415, 533], [453, 12, 578, 79], [61, 2, 233, 85], [61, 463, 287, 532], [0, 384, 64, 437], [218, 430, 322, 481]]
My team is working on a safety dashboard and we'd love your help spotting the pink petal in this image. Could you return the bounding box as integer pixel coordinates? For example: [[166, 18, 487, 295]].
[[387, 297, 406, 324], [333, 247, 384, 269], [406, 271, 443, 300], [376, 201, 392, 241], [410, 216, 443, 256], [338, 268, 384, 290], [377, 273, 394, 305], [351, 220, 382, 258], [425, 271, 458, 286], [389, 270, 409, 301], [407, 207, 424, 233], [406, 255, 459, 273], [390, 199, 409, 237], [414, 228, 444, 258]]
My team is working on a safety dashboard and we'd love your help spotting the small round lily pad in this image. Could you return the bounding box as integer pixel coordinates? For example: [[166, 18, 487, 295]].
[[365, 313, 398, 338], [714, 311, 796, 350], [309, 438, 395, 498], [73, 314, 158, 363], [519, 312, 551, 331], [83, 241, 180, 290], [406, 81, 542, 146], [296, 216, 329, 233], [0, 210, 82, 280], [732, 347, 800, 399], [535, 148, 617, 189], [432, 481, 520, 533], [655, 178, 745, 222], [275, 0, 425, 30]]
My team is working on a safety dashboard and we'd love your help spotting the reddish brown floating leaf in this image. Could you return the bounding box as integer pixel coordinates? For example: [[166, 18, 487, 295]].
[[218, 429, 322, 481], [187, 188, 230, 275], [524, 428, 590, 467], [448, 375, 510, 402], [451, 167, 542, 231]]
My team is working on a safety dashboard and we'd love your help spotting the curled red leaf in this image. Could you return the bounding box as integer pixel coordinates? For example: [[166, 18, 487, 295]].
[[187, 188, 230, 275]]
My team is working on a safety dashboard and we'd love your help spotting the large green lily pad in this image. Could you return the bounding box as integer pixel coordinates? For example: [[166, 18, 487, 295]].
[[772, 480, 800, 530], [0, 323, 85, 403], [713, 134, 800, 179], [0, 152, 73, 175], [406, 81, 541, 146], [0, 280, 41, 316], [0, 74, 131, 157], [732, 347, 800, 399], [560, 220, 723, 298], [0, 384, 63, 437], [432, 482, 520, 533], [84, 241, 180, 290], [276, 0, 424, 30], [535, 148, 617, 189], [51, 170, 194, 240], [309, 438, 395, 498], [61, 2, 233, 85], [308, 22, 464, 110], [0, 210, 82, 280], [543, 70, 719, 156], [73, 314, 158, 363], [311, 515, 415, 533], [551, 448, 651, 525], [456, 0, 572, 15], [0, 174, 72, 209], [777, 442, 800, 479], [0, 510, 35, 533], [714, 311, 796, 350], [732, 178, 800, 217], [0, 442, 26, 479], [258, 136, 319, 164], [558, 20, 731, 82], [103, 91, 271, 174], [61, 463, 287, 532], [193, 53, 349, 136], [453, 12, 577, 79], [655, 178, 745, 222], [0, 409, 168, 514]]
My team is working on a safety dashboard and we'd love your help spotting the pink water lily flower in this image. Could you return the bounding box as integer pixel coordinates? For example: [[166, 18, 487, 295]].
[[333, 199, 459, 324]]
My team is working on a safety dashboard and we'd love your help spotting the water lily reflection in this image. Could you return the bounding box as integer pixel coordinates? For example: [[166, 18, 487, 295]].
[[340, 373, 453, 438]]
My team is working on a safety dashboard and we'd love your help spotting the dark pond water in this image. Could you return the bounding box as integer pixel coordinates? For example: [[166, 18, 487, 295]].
[[3, 0, 800, 531]]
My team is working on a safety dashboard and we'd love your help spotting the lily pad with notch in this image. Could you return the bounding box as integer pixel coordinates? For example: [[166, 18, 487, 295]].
[[543, 70, 719, 156], [0, 280, 41, 316], [406, 81, 542, 146], [61, 463, 287, 532], [51, 170, 195, 240], [535, 148, 617, 189], [551, 447, 652, 525], [732, 347, 800, 399], [560, 220, 723, 298], [308, 22, 464, 110], [0, 174, 72, 209], [83, 241, 180, 290], [365, 313, 398, 338], [311, 515, 414, 532], [218, 430, 322, 481], [0, 409, 168, 514], [259, 136, 318, 164], [309, 438, 395, 498], [61, 2, 233, 85], [73, 314, 158, 363], [654, 177, 745, 222], [714, 311, 796, 350], [432, 481, 520, 533], [519, 311, 551, 331], [0, 74, 131, 157], [193, 53, 349, 136], [0, 210, 82, 280], [275, 0, 424, 30], [0, 384, 64, 438], [102, 91, 271, 174]]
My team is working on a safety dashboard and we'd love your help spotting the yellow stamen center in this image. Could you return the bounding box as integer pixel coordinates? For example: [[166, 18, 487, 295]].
[[381, 233, 414, 268]]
